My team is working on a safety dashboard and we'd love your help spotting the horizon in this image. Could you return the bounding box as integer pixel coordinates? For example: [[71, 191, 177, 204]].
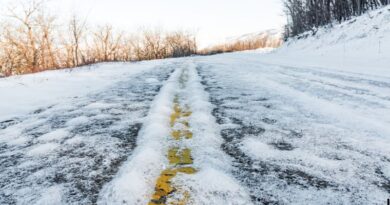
[[0, 0, 286, 48]]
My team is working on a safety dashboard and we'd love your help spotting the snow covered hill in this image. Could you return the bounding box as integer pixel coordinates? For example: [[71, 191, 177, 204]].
[[226, 29, 283, 48], [260, 5, 390, 76]]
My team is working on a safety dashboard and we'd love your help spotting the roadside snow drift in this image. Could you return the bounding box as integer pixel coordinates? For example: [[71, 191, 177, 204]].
[[261, 5, 390, 77]]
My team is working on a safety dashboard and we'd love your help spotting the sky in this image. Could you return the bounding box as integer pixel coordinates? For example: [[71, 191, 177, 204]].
[[1, 0, 286, 48]]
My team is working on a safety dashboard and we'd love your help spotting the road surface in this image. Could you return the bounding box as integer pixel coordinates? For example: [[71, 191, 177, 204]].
[[1, 54, 390, 204]]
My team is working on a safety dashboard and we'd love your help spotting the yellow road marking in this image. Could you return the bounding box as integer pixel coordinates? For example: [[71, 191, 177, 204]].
[[168, 148, 193, 165], [149, 167, 196, 205], [171, 130, 193, 140], [149, 86, 197, 205]]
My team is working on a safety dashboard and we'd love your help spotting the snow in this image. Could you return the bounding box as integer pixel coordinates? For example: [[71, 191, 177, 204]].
[[65, 116, 90, 127], [1, 7, 389, 203], [0, 62, 162, 121], [225, 29, 283, 47], [181, 62, 252, 204], [258, 5, 390, 77], [181, 167, 251, 205], [98, 61, 252, 204], [97, 64, 179, 205], [34, 186, 63, 205], [241, 138, 342, 170], [37, 129, 69, 143], [0, 60, 173, 204], [27, 143, 60, 156], [196, 48, 390, 203]]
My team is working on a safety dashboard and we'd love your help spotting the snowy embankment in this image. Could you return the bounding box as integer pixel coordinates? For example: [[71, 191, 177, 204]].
[[260, 5, 390, 77]]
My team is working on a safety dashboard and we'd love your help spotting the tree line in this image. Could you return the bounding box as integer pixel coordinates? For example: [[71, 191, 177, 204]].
[[284, 0, 390, 37], [0, 1, 197, 76]]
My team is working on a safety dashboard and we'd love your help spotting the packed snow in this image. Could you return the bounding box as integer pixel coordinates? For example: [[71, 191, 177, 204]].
[[98, 62, 251, 205], [0, 61, 174, 204], [196, 51, 390, 204], [0, 61, 170, 121]]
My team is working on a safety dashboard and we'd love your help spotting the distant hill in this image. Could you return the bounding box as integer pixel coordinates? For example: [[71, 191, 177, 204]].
[[226, 29, 283, 48], [200, 29, 283, 54]]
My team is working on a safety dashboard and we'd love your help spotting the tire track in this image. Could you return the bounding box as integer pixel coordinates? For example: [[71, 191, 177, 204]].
[[196, 61, 390, 204]]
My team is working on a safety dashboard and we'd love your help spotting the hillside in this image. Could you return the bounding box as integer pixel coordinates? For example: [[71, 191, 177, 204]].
[[226, 29, 283, 48], [259, 5, 390, 76]]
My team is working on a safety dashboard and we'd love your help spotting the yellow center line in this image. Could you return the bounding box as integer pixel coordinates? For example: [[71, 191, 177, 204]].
[[149, 87, 196, 205], [168, 148, 193, 165]]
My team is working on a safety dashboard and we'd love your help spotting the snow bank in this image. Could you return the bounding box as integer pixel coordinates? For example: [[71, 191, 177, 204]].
[[260, 5, 390, 77]]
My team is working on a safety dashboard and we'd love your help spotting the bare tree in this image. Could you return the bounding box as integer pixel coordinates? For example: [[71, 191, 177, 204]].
[[165, 31, 197, 57], [0, 0, 199, 76], [92, 25, 124, 61], [37, 11, 58, 70], [68, 15, 87, 67], [284, 0, 389, 38], [142, 29, 166, 60], [5, 0, 46, 73]]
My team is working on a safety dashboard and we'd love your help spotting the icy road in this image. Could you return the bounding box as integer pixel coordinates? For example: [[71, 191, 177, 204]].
[[1, 54, 390, 205]]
